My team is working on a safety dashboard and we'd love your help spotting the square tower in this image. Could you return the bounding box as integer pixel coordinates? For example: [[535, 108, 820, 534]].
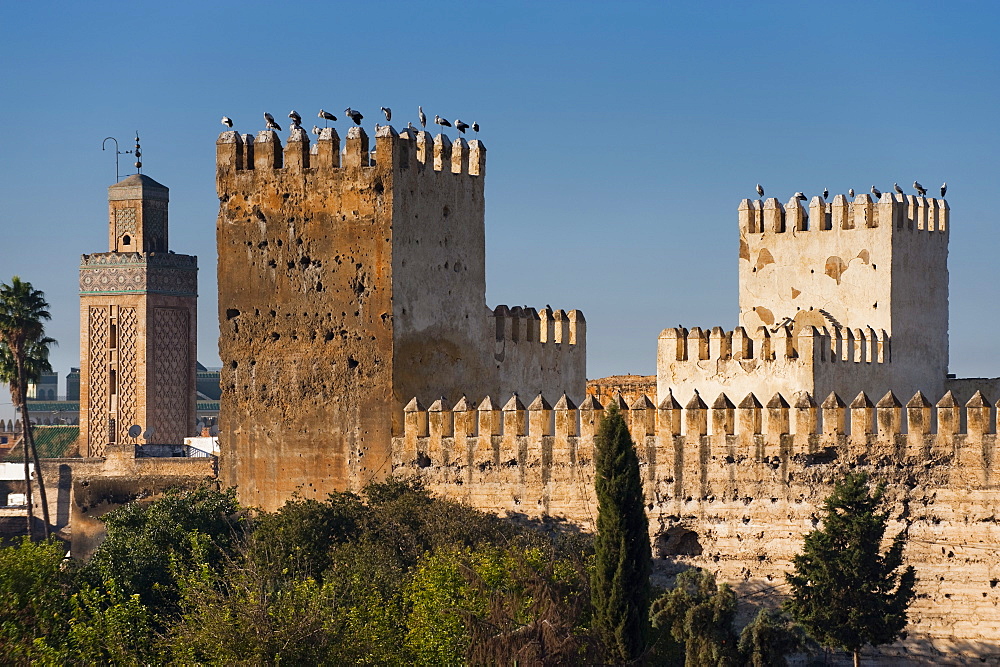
[[738, 193, 949, 399], [79, 174, 198, 456], [658, 191, 950, 406], [216, 125, 585, 510]]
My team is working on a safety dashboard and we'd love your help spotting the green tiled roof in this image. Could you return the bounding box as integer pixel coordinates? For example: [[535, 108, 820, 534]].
[[24, 401, 79, 412], [197, 401, 220, 411], [5, 425, 80, 462]]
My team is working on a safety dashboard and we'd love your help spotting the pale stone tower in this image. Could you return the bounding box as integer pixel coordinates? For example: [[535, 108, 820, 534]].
[[658, 191, 950, 404], [79, 173, 198, 456]]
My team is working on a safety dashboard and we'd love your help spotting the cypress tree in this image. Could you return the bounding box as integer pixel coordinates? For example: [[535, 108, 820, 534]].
[[785, 473, 917, 667], [591, 404, 651, 662]]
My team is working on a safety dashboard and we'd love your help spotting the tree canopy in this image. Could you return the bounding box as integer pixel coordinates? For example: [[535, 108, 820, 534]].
[[591, 404, 652, 662], [785, 473, 917, 665], [0, 276, 55, 538]]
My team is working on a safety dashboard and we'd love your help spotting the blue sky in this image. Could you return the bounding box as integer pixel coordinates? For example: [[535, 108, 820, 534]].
[[1, 0, 998, 414]]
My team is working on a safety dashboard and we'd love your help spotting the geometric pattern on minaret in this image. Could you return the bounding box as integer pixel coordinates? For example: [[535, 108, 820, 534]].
[[79, 174, 198, 455]]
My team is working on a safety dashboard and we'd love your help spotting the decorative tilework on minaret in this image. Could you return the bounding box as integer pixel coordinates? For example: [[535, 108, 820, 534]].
[[79, 173, 198, 456]]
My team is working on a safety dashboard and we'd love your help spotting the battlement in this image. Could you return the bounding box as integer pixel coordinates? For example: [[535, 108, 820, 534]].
[[492, 305, 585, 346], [740, 194, 949, 234], [395, 388, 1000, 467], [216, 127, 486, 180], [659, 325, 889, 365]]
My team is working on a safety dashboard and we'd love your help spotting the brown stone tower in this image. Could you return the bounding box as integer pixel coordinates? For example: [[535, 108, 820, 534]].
[[215, 126, 489, 508], [79, 174, 198, 456]]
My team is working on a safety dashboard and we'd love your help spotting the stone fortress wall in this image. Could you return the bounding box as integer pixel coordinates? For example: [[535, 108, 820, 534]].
[[657, 324, 892, 407], [215, 125, 584, 511], [213, 116, 1000, 654], [392, 389, 1000, 654]]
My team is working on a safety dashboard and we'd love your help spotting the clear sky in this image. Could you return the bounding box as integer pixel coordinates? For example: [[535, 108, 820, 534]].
[[1, 0, 998, 416]]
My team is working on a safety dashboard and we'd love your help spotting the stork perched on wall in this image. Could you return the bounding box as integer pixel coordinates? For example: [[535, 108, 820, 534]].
[[318, 109, 337, 126], [264, 112, 282, 131]]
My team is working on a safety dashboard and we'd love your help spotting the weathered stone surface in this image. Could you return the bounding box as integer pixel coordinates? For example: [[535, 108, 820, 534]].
[[395, 394, 1000, 654], [661, 193, 957, 404], [215, 129, 585, 510]]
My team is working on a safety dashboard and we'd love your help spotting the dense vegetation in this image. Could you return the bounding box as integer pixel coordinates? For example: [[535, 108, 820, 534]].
[[0, 479, 804, 665]]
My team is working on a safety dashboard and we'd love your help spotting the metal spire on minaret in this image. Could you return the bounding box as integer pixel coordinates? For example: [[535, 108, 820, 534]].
[[133, 132, 142, 173]]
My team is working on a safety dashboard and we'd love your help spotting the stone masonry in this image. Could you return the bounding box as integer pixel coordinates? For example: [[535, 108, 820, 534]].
[[659, 193, 953, 404], [215, 126, 584, 511], [393, 390, 1000, 657]]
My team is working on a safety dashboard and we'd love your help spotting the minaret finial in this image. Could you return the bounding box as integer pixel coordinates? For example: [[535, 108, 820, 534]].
[[133, 132, 142, 173]]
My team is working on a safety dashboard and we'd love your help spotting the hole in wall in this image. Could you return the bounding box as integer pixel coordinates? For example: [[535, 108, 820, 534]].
[[655, 526, 703, 557]]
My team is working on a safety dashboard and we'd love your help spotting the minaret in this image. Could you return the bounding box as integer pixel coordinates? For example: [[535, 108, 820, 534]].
[[79, 140, 197, 456]]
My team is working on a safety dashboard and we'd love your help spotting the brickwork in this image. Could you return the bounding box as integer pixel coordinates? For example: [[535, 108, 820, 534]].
[[79, 174, 197, 456]]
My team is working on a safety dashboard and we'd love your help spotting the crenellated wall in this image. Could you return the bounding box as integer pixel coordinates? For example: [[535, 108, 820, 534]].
[[393, 389, 1000, 651], [657, 324, 895, 409], [662, 192, 952, 411], [216, 125, 584, 510], [491, 305, 586, 403]]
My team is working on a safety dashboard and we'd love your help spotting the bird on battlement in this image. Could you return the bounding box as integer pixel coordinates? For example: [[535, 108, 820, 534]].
[[793, 192, 807, 201], [871, 185, 882, 199], [312, 125, 321, 136], [221, 116, 233, 128], [455, 119, 469, 134], [344, 108, 363, 125], [418, 105, 427, 129], [381, 107, 392, 122], [914, 180, 927, 196], [822, 187, 829, 200], [941, 182, 947, 197], [849, 188, 855, 197], [434, 115, 452, 128], [472, 121, 480, 137], [318, 109, 337, 125], [264, 112, 282, 131], [407, 121, 416, 131], [756, 184, 764, 198], [288, 110, 302, 127], [893, 183, 904, 196]]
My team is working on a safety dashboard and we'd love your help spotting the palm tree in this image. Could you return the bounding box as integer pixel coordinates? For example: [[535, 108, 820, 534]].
[[0, 335, 55, 537], [0, 277, 55, 539]]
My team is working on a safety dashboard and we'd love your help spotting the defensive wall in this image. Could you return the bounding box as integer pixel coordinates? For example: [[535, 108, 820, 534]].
[[216, 126, 584, 510], [393, 389, 1000, 654], [658, 324, 896, 407]]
